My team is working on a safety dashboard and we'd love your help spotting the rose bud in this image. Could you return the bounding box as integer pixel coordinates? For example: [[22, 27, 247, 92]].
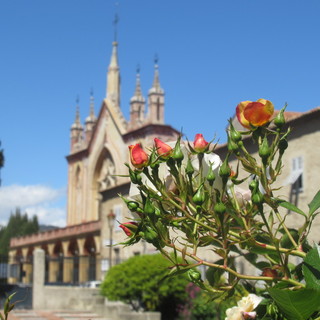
[[192, 184, 205, 205], [193, 134, 209, 152], [236, 99, 274, 129], [128, 144, 148, 169], [172, 137, 184, 163], [219, 157, 231, 184], [119, 222, 138, 237], [278, 137, 288, 155], [258, 136, 271, 163], [188, 269, 201, 282], [154, 138, 172, 159], [262, 268, 278, 278], [185, 157, 195, 178], [274, 107, 286, 128]]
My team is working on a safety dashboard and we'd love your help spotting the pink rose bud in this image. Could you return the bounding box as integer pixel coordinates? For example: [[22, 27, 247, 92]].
[[119, 222, 138, 237], [154, 138, 172, 158], [128, 144, 148, 169], [193, 134, 209, 152]]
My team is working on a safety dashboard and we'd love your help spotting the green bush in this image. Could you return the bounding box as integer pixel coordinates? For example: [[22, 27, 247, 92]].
[[101, 254, 189, 319]]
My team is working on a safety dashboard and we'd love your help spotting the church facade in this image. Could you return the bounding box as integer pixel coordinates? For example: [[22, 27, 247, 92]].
[[8, 40, 179, 284]]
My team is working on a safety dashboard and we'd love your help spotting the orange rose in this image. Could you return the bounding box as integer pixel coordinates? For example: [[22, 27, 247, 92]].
[[193, 134, 209, 152], [128, 144, 148, 169], [236, 99, 274, 129], [154, 138, 172, 158]]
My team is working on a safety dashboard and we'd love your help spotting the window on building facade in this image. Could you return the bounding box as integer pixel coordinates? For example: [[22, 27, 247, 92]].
[[291, 156, 303, 193]]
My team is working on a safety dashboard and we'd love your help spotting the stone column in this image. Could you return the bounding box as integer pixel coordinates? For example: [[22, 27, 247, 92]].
[[94, 235, 101, 280], [8, 250, 17, 284], [78, 238, 88, 283], [47, 243, 58, 283], [32, 249, 45, 310], [22, 247, 33, 284], [62, 240, 72, 283]]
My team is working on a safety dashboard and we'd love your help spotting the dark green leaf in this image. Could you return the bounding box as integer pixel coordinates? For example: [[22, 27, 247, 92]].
[[268, 288, 320, 320], [302, 244, 320, 290], [274, 198, 306, 217], [308, 190, 320, 216]]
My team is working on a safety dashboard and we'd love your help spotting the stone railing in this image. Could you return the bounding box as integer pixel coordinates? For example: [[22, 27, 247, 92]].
[[10, 220, 101, 248]]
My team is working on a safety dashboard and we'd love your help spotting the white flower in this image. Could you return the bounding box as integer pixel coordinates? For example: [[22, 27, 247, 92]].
[[225, 294, 263, 320]]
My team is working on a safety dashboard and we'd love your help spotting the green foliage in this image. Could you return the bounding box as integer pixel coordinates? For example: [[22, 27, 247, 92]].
[[0, 208, 39, 255], [178, 283, 248, 320], [268, 288, 320, 320], [308, 190, 320, 216], [188, 292, 218, 320], [1, 292, 16, 320], [303, 244, 320, 290], [101, 254, 189, 319], [265, 243, 320, 319]]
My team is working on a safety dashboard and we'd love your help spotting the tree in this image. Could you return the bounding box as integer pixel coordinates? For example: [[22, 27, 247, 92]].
[[0, 208, 39, 256], [101, 254, 189, 320]]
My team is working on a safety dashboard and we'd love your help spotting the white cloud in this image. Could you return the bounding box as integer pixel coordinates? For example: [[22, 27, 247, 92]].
[[0, 184, 66, 227]]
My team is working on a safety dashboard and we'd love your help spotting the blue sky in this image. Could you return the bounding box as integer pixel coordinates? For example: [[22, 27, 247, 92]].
[[1, 0, 320, 226]]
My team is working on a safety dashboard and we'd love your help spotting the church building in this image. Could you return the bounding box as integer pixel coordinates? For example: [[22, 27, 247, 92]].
[[8, 39, 179, 284]]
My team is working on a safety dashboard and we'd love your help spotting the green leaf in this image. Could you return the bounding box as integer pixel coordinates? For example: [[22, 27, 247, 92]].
[[308, 190, 320, 216], [302, 244, 320, 290], [274, 198, 306, 217], [268, 288, 320, 320]]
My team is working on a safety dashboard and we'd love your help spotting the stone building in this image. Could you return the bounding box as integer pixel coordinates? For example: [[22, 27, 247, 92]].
[[8, 39, 179, 284], [8, 37, 320, 285]]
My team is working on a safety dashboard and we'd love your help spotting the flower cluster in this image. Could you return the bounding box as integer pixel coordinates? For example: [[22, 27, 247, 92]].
[[118, 99, 320, 320]]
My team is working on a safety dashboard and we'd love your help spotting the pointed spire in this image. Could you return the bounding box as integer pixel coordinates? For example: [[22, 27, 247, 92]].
[[148, 56, 165, 124], [85, 89, 97, 143], [85, 89, 97, 125], [71, 96, 84, 151], [134, 65, 143, 97], [109, 41, 119, 69], [87, 88, 96, 121], [129, 65, 145, 129], [153, 54, 160, 89], [149, 54, 164, 94], [89, 88, 95, 117], [106, 40, 121, 106], [130, 65, 145, 107], [72, 96, 82, 129]]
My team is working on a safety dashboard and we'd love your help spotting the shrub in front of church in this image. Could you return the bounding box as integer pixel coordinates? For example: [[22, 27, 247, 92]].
[[100, 253, 189, 319], [120, 99, 320, 320]]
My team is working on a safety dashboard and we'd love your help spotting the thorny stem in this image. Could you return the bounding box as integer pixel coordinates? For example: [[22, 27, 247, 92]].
[[164, 192, 306, 258], [166, 240, 305, 288], [274, 208, 298, 248]]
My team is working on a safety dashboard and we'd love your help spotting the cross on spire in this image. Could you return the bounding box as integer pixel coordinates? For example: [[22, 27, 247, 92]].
[[113, 13, 119, 42]]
